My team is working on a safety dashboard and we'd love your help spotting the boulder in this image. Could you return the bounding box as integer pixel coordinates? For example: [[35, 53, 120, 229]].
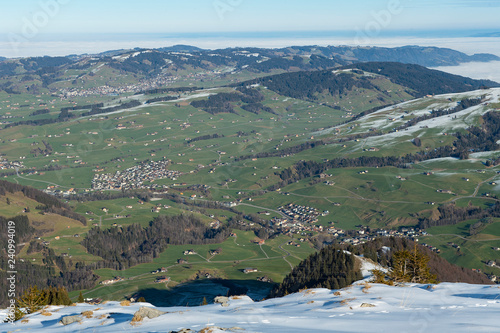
[[60, 315, 82, 325], [360, 303, 376, 308], [214, 296, 230, 307], [133, 306, 166, 320]]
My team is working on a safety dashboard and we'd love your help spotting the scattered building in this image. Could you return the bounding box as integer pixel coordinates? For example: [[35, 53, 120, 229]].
[[100, 277, 124, 285]]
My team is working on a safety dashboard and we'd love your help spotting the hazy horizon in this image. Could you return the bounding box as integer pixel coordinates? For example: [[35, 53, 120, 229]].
[[2, 31, 500, 59], [1, 0, 499, 58]]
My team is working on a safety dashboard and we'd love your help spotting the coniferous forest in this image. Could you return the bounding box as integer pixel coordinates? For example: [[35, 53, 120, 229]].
[[269, 237, 492, 300], [81, 214, 232, 270], [269, 245, 362, 298]]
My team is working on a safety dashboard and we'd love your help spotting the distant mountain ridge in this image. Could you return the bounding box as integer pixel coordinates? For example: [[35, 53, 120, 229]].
[[85, 44, 500, 68], [331, 45, 499, 66], [156, 44, 205, 53], [107, 44, 500, 68], [0, 44, 498, 95], [3, 44, 498, 69], [471, 32, 500, 37]]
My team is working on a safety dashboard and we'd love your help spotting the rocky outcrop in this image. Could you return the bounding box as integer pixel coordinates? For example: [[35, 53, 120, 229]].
[[60, 315, 82, 325]]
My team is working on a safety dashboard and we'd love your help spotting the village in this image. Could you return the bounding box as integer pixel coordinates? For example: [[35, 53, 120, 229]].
[[57, 61, 230, 99], [0, 157, 24, 170], [278, 203, 321, 224], [91, 158, 182, 190], [58, 71, 179, 98]]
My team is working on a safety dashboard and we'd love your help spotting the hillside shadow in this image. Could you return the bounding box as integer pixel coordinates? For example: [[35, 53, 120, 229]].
[[41, 312, 80, 327], [108, 312, 134, 325], [42, 317, 67, 327], [136, 279, 273, 307], [452, 293, 500, 300]]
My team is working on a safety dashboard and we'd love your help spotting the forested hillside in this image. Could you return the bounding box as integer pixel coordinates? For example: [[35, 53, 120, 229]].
[[238, 62, 498, 104], [344, 62, 499, 96], [269, 245, 362, 298], [82, 214, 232, 269]]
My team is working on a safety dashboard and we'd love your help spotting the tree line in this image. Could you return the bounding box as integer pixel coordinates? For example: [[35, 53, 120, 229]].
[[186, 133, 224, 144], [60, 103, 104, 112], [145, 95, 178, 104], [236, 140, 325, 161], [138, 86, 200, 95], [29, 109, 50, 117]]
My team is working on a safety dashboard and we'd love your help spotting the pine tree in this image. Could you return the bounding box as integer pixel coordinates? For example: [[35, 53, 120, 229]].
[[201, 297, 208, 306], [78, 291, 84, 303], [16, 286, 48, 318], [57, 287, 72, 305], [137, 297, 146, 302], [390, 249, 412, 283], [388, 245, 437, 284], [45, 287, 56, 305]]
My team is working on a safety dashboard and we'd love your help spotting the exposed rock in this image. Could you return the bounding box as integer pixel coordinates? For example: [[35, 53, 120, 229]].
[[214, 296, 230, 307], [60, 315, 82, 325], [133, 306, 166, 320], [360, 303, 376, 308], [174, 329, 194, 333]]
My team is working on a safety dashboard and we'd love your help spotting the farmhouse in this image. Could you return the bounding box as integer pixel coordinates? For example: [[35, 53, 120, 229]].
[[486, 261, 497, 267], [100, 276, 124, 285], [155, 276, 170, 283]]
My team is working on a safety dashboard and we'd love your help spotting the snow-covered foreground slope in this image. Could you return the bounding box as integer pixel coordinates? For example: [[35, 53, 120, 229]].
[[1, 282, 499, 333]]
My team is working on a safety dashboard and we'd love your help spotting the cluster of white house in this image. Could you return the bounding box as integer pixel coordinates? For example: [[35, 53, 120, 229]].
[[91, 159, 181, 190]]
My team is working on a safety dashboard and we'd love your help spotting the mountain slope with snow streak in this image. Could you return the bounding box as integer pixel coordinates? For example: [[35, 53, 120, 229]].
[[315, 88, 500, 150]]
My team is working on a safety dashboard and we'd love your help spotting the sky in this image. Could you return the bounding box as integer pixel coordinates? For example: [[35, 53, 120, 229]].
[[1, 0, 499, 35], [0, 0, 500, 57]]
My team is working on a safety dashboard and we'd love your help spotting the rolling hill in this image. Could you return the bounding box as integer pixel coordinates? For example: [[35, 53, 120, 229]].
[[234, 63, 498, 113], [1, 44, 498, 95]]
